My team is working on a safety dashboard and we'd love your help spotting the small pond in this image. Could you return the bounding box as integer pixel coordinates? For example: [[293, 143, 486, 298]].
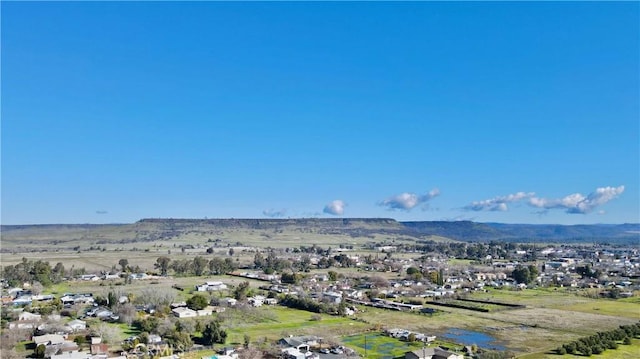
[[442, 328, 506, 351]]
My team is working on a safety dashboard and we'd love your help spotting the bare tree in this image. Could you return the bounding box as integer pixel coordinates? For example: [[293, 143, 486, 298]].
[[89, 322, 120, 344], [0, 349, 21, 359], [136, 287, 175, 307], [114, 303, 137, 325], [30, 281, 44, 295], [237, 347, 264, 359]]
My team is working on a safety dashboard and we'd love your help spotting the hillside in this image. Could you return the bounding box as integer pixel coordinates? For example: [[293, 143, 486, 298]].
[[402, 221, 640, 243], [1, 219, 638, 252]]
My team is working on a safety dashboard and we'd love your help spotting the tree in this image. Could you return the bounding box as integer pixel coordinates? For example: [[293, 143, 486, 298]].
[[30, 282, 44, 296], [328, 271, 338, 282], [406, 267, 420, 276], [119, 259, 129, 272], [186, 294, 209, 311], [281, 272, 300, 284], [234, 281, 250, 301], [52, 262, 65, 283], [511, 265, 533, 284], [155, 257, 171, 276], [114, 303, 137, 325], [166, 330, 192, 352], [237, 347, 264, 359], [202, 321, 227, 346], [134, 317, 160, 333], [193, 256, 208, 276], [34, 344, 46, 358], [90, 322, 120, 343], [107, 291, 117, 308], [74, 335, 87, 346]]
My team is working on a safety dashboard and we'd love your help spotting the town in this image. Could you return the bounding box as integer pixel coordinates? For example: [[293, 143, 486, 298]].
[[1, 222, 639, 359]]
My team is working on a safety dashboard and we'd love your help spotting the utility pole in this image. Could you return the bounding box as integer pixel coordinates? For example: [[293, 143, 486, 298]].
[[364, 335, 367, 357]]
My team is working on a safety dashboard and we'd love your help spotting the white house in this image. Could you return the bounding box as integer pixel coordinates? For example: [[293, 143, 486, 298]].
[[248, 296, 265, 307], [67, 319, 87, 332], [19, 311, 42, 321], [196, 306, 214, 316], [33, 334, 67, 346], [322, 291, 342, 304], [50, 351, 90, 359], [172, 307, 197, 318], [195, 281, 228, 292], [405, 347, 463, 359]]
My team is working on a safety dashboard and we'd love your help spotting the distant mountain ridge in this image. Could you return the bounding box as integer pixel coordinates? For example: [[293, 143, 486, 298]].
[[402, 221, 640, 243], [1, 219, 638, 244]]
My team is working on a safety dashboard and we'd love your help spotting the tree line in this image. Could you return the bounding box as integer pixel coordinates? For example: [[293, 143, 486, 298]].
[[555, 323, 640, 356]]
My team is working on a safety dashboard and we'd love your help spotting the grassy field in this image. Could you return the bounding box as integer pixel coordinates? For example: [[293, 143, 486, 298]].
[[223, 306, 369, 345], [470, 288, 640, 320], [343, 332, 426, 359], [346, 286, 639, 356]]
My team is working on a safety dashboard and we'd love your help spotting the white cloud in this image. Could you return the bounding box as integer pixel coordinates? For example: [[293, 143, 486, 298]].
[[323, 200, 346, 216], [463, 192, 535, 212], [528, 185, 624, 214], [379, 188, 440, 211], [262, 208, 287, 218]]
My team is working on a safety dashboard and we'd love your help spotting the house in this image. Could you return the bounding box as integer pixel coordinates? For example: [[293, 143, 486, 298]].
[[278, 335, 322, 350], [195, 281, 228, 292], [33, 334, 67, 346], [248, 296, 265, 307], [40, 340, 79, 359], [278, 337, 309, 352], [322, 291, 342, 304], [50, 351, 90, 359], [197, 306, 214, 316], [67, 319, 87, 332], [281, 347, 306, 359], [9, 310, 42, 329], [148, 334, 163, 344], [172, 307, 197, 318], [19, 311, 42, 321], [13, 295, 33, 305], [80, 275, 100, 281], [405, 347, 463, 359], [90, 342, 109, 355]]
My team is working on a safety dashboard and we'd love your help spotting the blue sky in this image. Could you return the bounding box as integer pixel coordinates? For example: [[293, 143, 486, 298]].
[[2, 2, 638, 225]]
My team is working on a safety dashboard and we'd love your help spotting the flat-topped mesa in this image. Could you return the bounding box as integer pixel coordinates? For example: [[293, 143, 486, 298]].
[[136, 217, 401, 229]]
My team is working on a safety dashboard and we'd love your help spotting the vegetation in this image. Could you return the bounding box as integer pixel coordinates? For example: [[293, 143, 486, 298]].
[[202, 320, 227, 346], [555, 323, 640, 356], [186, 294, 209, 310]]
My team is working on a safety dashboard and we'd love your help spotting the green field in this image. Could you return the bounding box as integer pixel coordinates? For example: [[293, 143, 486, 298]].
[[223, 306, 369, 345], [343, 333, 426, 359]]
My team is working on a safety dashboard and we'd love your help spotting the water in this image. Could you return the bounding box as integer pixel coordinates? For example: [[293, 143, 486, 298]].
[[442, 328, 506, 351]]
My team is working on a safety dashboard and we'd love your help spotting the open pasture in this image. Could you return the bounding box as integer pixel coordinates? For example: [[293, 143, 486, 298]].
[[342, 332, 430, 359], [222, 306, 369, 345]]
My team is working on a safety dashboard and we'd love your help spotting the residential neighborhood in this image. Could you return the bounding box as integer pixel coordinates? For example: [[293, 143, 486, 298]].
[[1, 238, 639, 359]]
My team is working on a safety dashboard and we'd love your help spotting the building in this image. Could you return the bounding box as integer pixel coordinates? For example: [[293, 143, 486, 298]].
[[405, 347, 463, 359], [172, 307, 197, 318]]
